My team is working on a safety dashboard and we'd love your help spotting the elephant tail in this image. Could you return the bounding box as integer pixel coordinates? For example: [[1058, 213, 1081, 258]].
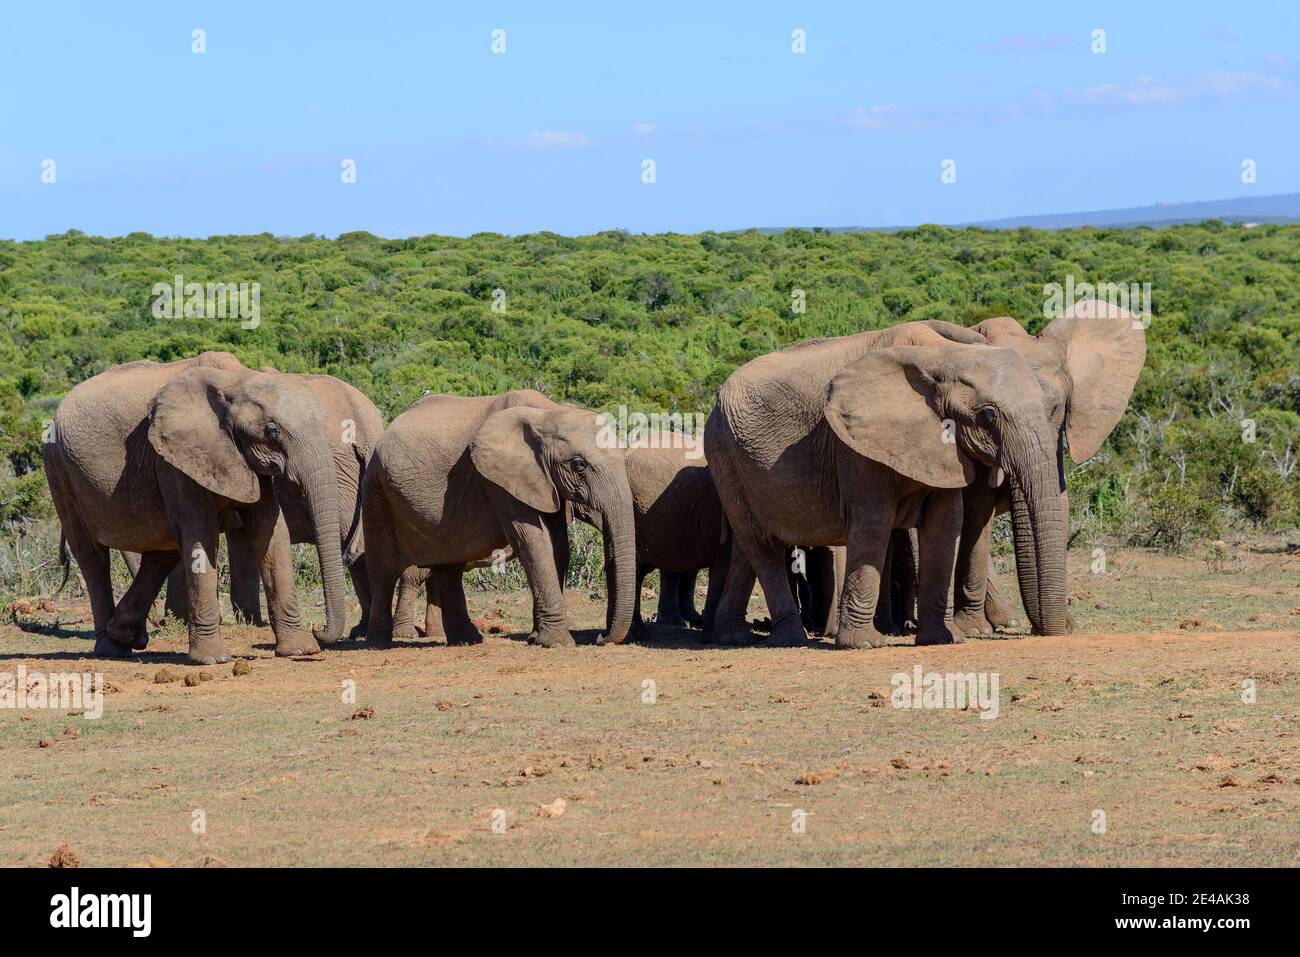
[[55, 534, 71, 596]]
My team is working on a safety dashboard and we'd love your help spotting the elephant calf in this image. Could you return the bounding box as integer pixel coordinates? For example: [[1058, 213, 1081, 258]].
[[575, 437, 728, 639], [361, 390, 637, 648]]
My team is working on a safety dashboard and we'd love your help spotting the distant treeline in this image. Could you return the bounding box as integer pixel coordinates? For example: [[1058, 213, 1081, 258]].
[[1, 224, 1297, 593]]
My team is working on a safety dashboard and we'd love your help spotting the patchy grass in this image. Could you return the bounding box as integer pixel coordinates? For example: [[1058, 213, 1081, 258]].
[[1, 544, 1298, 867]]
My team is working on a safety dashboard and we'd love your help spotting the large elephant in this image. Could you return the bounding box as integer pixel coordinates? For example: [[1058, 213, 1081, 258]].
[[706, 320, 1072, 647], [574, 438, 727, 639], [158, 370, 385, 639], [44, 353, 349, 663], [361, 389, 637, 648], [951, 301, 1146, 635]]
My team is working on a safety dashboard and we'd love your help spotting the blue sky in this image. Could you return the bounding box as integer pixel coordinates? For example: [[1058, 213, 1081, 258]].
[[2, 0, 1297, 239]]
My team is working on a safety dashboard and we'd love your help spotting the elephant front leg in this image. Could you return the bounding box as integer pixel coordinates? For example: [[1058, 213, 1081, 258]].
[[226, 526, 266, 625], [347, 554, 372, 640], [677, 569, 704, 628], [952, 475, 998, 636], [244, 505, 319, 658], [502, 511, 573, 648], [176, 521, 230, 665], [163, 561, 189, 623], [392, 565, 427, 641], [655, 570, 686, 627], [915, 489, 963, 646], [835, 520, 892, 649]]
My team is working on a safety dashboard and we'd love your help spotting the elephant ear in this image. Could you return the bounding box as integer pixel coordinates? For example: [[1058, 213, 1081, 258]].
[[147, 367, 261, 504], [971, 316, 1029, 342], [470, 407, 560, 513], [1041, 300, 1147, 462], [826, 347, 975, 489]]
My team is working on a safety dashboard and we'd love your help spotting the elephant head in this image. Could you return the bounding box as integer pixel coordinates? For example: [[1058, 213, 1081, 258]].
[[825, 344, 1072, 634], [147, 368, 349, 644], [470, 405, 637, 645], [972, 301, 1146, 630]]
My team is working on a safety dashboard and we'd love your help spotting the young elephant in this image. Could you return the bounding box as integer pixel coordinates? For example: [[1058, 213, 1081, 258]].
[[706, 320, 1072, 648], [44, 354, 349, 663], [361, 390, 637, 648], [574, 438, 727, 639]]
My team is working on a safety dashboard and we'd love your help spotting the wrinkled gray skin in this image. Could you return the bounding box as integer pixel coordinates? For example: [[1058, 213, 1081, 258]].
[[785, 304, 1145, 640], [362, 390, 637, 648], [574, 440, 727, 639], [156, 370, 386, 639], [706, 320, 1072, 648], [44, 353, 349, 664], [951, 302, 1147, 636]]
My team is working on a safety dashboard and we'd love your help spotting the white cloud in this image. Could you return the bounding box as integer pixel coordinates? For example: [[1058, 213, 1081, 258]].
[[842, 105, 897, 130], [503, 130, 594, 151]]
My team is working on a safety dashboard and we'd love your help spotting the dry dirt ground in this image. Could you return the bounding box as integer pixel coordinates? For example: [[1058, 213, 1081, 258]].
[[1, 543, 1298, 867]]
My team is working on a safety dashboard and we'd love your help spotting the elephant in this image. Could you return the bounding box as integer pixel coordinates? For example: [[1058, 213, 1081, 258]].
[[705, 319, 1072, 648], [155, 370, 386, 639], [44, 352, 349, 663], [949, 301, 1146, 635], [574, 437, 727, 639], [361, 389, 637, 648]]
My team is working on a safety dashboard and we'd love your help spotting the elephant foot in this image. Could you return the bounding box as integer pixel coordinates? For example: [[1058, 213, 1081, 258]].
[[835, 623, 886, 649], [187, 637, 232, 666], [984, 597, 1020, 632], [682, 612, 704, 629], [346, 620, 369, 641], [655, 612, 686, 628], [916, 621, 963, 646], [445, 623, 483, 646], [392, 622, 421, 642], [762, 615, 807, 648], [106, 621, 148, 650], [531, 628, 575, 649], [872, 614, 899, 637], [275, 629, 322, 658], [953, 609, 994, 637], [92, 633, 135, 659]]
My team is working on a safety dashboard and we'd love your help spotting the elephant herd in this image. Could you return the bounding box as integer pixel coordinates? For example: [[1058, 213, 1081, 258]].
[[43, 301, 1144, 664]]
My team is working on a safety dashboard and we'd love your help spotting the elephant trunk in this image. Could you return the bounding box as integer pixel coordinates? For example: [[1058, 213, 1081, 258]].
[[1004, 427, 1070, 637], [596, 481, 637, 646], [291, 439, 348, 645]]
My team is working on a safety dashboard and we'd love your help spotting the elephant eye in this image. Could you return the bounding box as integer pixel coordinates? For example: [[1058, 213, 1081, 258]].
[[977, 407, 997, 426], [265, 422, 280, 441], [571, 455, 588, 474]]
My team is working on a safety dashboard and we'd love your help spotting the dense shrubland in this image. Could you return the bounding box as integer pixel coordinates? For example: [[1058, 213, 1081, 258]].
[[2, 223, 1297, 597]]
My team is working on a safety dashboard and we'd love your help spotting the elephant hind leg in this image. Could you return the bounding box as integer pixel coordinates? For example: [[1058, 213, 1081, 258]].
[[107, 550, 177, 649], [72, 537, 124, 657], [709, 536, 754, 645], [432, 566, 481, 646]]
